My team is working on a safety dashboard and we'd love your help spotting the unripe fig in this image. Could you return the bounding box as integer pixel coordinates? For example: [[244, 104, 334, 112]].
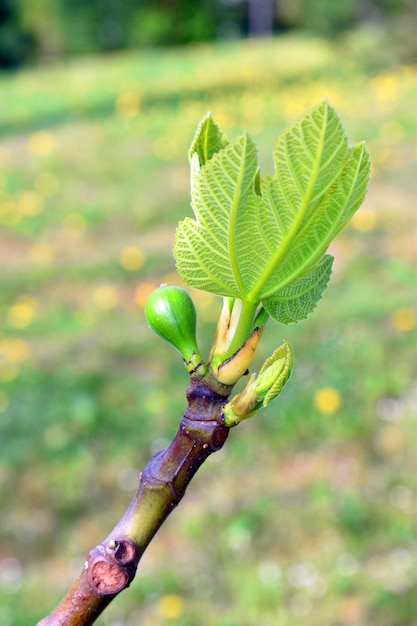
[[145, 285, 199, 363]]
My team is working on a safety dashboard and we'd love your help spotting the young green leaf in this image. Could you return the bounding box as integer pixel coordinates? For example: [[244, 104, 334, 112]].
[[253, 141, 370, 300], [189, 112, 229, 167], [174, 100, 370, 327], [175, 132, 259, 297], [263, 254, 333, 324], [234, 104, 370, 303]]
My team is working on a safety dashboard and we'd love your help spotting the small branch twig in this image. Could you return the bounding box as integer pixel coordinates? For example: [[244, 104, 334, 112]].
[[37, 379, 231, 626]]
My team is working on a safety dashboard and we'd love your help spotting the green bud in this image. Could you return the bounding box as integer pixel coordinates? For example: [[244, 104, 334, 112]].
[[145, 285, 205, 377], [256, 341, 294, 407], [222, 340, 294, 426]]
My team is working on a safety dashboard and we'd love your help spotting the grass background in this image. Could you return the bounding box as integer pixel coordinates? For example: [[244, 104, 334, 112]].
[[0, 31, 416, 626]]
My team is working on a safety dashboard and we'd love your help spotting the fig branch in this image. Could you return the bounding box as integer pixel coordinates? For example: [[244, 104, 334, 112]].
[[37, 285, 290, 625], [38, 378, 233, 625], [37, 104, 369, 624]]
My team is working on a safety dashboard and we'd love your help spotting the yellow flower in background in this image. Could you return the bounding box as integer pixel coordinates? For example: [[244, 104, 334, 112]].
[[391, 308, 416, 332], [7, 297, 38, 329], [61, 213, 87, 237], [0, 337, 31, 363], [29, 241, 55, 266], [0, 391, 9, 413], [28, 131, 55, 156], [370, 72, 400, 103], [17, 190, 44, 216], [314, 387, 342, 414], [92, 285, 119, 310], [119, 246, 145, 271], [351, 207, 377, 232], [212, 111, 228, 130], [0, 199, 20, 226], [115, 91, 142, 118], [157, 594, 184, 620], [284, 97, 311, 121], [134, 282, 156, 308]]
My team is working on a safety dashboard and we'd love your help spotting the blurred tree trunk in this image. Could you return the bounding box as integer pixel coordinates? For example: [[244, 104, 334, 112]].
[[248, 0, 275, 36]]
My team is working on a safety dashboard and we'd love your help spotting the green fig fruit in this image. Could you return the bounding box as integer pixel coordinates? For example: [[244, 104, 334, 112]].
[[145, 285, 203, 373]]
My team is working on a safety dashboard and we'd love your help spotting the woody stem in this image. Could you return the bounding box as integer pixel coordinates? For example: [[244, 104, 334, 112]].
[[37, 379, 231, 626]]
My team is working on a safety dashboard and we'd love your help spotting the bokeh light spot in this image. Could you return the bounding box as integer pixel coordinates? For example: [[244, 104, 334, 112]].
[[351, 207, 377, 232], [258, 561, 282, 587], [157, 594, 184, 619], [134, 282, 156, 308], [389, 484, 413, 511], [7, 297, 38, 329], [371, 72, 400, 103], [17, 190, 44, 216], [314, 387, 342, 414], [0, 338, 31, 363], [0, 200, 20, 226], [391, 308, 416, 332], [120, 246, 145, 271], [92, 285, 119, 310], [28, 131, 55, 156], [62, 213, 87, 237], [115, 91, 141, 118], [29, 241, 55, 266]]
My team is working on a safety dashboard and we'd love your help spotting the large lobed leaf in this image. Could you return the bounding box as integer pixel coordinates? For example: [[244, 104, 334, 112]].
[[174, 100, 370, 324], [262, 255, 333, 324], [175, 125, 259, 298]]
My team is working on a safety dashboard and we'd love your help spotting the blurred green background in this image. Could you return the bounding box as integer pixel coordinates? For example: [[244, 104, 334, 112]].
[[0, 3, 416, 626]]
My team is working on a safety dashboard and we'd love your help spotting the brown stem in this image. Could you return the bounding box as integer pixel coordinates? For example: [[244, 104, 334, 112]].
[[37, 379, 231, 626]]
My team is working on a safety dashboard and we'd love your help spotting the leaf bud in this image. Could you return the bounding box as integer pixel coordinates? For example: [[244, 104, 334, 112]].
[[214, 326, 263, 385], [222, 341, 294, 425]]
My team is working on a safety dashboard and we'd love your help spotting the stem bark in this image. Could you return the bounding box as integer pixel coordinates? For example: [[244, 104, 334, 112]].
[[37, 379, 231, 626]]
